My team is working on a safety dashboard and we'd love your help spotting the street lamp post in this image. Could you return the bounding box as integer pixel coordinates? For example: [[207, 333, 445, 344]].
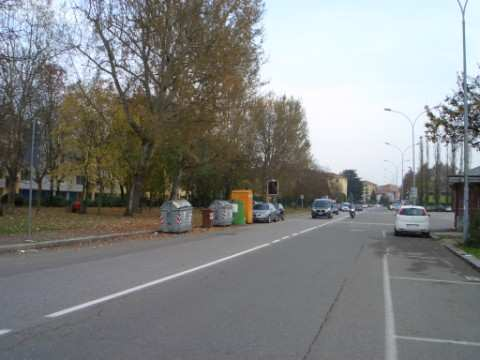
[[384, 108, 428, 205], [457, 0, 470, 243], [385, 142, 412, 200], [384, 160, 399, 187]]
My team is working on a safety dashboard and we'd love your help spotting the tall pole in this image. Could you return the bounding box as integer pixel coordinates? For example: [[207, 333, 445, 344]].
[[28, 119, 36, 239], [384, 108, 427, 205], [411, 123, 416, 203], [385, 142, 413, 201], [419, 136, 424, 205], [384, 160, 399, 187], [457, 0, 469, 242]]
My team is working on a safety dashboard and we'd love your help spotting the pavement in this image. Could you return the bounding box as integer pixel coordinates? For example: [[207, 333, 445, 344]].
[[0, 208, 479, 359]]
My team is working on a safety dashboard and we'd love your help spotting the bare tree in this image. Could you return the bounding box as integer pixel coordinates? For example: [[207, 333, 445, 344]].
[[0, 2, 58, 208], [74, 0, 263, 215]]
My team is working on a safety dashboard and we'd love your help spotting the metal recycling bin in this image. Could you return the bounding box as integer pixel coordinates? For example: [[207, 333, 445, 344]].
[[209, 200, 233, 226], [159, 200, 193, 233]]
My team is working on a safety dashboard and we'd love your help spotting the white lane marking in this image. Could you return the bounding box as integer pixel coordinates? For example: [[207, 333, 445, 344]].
[[281, 236, 290, 240], [465, 276, 480, 282], [46, 243, 271, 318], [391, 276, 480, 286], [396, 335, 480, 347], [382, 230, 387, 239], [271, 239, 281, 244], [0, 329, 11, 336], [46, 218, 346, 319], [347, 222, 392, 226], [383, 253, 398, 360], [298, 226, 316, 234]]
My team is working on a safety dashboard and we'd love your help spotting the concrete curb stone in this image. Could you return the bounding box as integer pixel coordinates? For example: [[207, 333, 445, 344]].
[[444, 244, 480, 272], [0, 230, 154, 255]]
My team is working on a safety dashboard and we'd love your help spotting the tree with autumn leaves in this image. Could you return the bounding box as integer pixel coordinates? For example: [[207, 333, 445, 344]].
[[0, 0, 333, 215]]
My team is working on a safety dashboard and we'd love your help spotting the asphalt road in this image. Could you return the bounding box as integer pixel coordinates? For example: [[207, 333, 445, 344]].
[[0, 208, 479, 359]]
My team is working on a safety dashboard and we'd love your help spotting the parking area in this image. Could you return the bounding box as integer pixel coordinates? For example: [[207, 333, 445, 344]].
[[384, 234, 480, 360]]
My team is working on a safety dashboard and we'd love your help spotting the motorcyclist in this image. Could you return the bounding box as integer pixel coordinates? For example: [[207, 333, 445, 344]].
[[349, 203, 356, 219]]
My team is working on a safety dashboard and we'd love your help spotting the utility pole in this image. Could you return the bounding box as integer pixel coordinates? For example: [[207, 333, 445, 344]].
[[457, 0, 470, 242], [425, 138, 430, 205], [419, 136, 424, 205]]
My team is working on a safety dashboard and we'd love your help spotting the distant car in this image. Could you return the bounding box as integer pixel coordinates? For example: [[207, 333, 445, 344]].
[[362, 204, 368, 208], [332, 202, 339, 215], [355, 204, 363, 211], [391, 201, 402, 212], [341, 202, 351, 211], [445, 205, 453, 212], [394, 206, 430, 237], [311, 199, 334, 219], [274, 203, 285, 220], [253, 202, 279, 223]]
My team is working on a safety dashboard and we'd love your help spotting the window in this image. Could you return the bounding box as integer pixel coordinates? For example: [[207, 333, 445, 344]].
[[399, 208, 427, 216]]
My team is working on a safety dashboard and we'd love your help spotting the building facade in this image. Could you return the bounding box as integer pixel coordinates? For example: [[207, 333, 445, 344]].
[[362, 181, 377, 204], [377, 184, 400, 202], [327, 174, 348, 201]]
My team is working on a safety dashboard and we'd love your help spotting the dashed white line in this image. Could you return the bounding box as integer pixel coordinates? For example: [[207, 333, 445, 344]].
[[391, 276, 480, 286], [382, 230, 387, 239], [46, 218, 346, 319], [0, 329, 11, 336], [383, 253, 398, 360], [46, 243, 271, 318], [396, 335, 480, 347]]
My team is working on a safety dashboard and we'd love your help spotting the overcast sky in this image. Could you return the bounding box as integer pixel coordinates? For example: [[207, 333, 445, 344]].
[[261, 0, 480, 186]]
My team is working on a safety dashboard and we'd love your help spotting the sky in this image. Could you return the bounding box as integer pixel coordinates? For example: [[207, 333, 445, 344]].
[[261, 0, 480, 186]]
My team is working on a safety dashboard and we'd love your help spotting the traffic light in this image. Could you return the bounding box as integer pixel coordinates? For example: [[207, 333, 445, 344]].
[[267, 179, 279, 196]]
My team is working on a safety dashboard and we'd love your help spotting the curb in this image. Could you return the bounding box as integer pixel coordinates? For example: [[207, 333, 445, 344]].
[[0, 230, 154, 255], [444, 244, 480, 272]]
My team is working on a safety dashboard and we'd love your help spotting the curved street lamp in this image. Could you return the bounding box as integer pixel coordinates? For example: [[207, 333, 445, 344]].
[[384, 108, 428, 204], [457, 0, 470, 242], [385, 142, 412, 199]]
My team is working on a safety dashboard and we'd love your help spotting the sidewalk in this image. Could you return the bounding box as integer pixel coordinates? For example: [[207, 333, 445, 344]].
[[433, 230, 480, 272]]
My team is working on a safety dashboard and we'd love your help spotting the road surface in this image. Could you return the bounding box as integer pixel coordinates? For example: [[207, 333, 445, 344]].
[[1, 208, 479, 359]]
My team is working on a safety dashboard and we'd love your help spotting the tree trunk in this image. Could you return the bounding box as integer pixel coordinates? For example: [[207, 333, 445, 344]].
[[169, 168, 183, 201], [35, 177, 43, 209], [6, 168, 18, 208], [125, 141, 153, 216], [80, 180, 88, 214]]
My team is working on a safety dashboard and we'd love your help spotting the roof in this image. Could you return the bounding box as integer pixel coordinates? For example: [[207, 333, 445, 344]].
[[399, 205, 425, 209], [448, 166, 480, 184]]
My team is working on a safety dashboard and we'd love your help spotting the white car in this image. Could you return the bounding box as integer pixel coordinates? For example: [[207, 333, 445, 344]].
[[394, 206, 430, 237]]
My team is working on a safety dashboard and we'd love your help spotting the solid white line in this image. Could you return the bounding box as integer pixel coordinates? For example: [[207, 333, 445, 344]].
[[396, 335, 480, 347], [45, 243, 271, 318], [383, 254, 398, 360], [0, 329, 11, 336], [390, 276, 480, 286], [46, 218, 346, 319], [271, 239, 281, 244]]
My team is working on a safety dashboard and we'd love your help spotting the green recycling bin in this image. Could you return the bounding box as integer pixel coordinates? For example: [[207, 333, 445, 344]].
[[232, 200, 245, 225]]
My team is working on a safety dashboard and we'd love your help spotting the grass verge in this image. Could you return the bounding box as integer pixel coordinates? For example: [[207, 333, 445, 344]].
[[0, 207, 202, 237], [459, 244, 480, 259]]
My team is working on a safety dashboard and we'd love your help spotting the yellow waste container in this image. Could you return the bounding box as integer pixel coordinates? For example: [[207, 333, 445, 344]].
[[230, 190, 253, 224]]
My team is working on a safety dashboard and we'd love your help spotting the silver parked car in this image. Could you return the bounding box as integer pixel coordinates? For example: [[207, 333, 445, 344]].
[[253, 202, 280, 223]]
